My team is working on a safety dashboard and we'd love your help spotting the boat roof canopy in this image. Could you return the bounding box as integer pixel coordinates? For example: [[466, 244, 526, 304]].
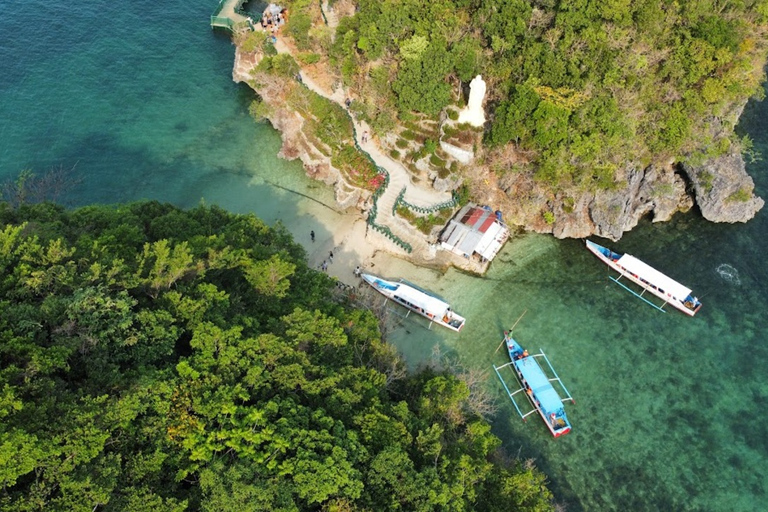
[[515, 358, 563, 415], [617, 255, 692, 300], [394, 285, 450, 317]]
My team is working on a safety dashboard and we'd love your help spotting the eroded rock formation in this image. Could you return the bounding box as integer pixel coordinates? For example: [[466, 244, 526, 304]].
[[234, 43, 763, 243]]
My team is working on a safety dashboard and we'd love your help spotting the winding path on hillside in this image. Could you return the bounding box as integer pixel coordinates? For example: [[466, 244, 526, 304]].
[[271, 36, 454, 256]]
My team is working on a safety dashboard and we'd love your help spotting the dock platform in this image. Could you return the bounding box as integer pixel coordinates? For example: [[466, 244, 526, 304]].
[[211, 0, 253, 33]]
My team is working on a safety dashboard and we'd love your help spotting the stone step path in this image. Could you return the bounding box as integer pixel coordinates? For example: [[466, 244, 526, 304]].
[[320, 2, 340, 30], [272, 37, 452, 255]]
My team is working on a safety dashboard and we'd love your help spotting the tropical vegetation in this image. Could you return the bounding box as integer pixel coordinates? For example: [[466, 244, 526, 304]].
[[0, 200, 555, 511], [280, 0, 768, 190]]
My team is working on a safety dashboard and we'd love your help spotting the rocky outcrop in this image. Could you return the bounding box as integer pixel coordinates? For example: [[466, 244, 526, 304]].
[[681, 150, 764, 223], [432, 173, 462, 194], [233, 42, 763, 243], [495, 153, 759, 241], [582, 163, 693, 240], [521, 151, 762, 241], [232, 46, 367, 211]]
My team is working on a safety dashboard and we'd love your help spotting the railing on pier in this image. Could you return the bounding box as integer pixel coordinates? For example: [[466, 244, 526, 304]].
[[393, 187, 458, 216], [210, 0, 253, 33]]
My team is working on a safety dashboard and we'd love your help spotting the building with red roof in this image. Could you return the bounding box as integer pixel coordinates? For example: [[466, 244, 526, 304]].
[[438, 203, 509, 264]]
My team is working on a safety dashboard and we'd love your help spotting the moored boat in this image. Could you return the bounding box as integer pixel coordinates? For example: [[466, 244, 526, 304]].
[[493, 333, 574, 437], [586, 239, 702, 316], [361, 273, 466, 332]]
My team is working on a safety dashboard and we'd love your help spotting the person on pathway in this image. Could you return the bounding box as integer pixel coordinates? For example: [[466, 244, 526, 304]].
[[321, 260, 328, 272], [310, 230, 315, 242], [362, 131, 368, 143], [329, 251, 334, 263], [354, 265, 361, 277]]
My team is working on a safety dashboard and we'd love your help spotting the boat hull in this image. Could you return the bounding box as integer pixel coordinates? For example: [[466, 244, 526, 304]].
[[586, 240, 700, 316], [500, 337, 573, 437], [361, 274, 466, 332]]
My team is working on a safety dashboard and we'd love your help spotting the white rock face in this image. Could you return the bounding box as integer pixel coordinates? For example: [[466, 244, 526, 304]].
[[458, 75, 486, 127], [440, 141, 473, 163]]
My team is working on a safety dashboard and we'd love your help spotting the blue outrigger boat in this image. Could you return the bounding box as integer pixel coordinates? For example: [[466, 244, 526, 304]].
[[493, 334, 574, 437]]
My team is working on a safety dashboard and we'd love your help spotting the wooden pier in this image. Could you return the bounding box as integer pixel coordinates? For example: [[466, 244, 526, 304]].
[[210, 0, 253, 33]]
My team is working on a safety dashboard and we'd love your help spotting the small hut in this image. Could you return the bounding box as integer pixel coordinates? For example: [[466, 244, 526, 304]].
[[439, 203, 509, 263]]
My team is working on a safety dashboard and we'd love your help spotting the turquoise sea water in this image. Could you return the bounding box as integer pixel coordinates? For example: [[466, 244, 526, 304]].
[[2, 1, 767, 510]]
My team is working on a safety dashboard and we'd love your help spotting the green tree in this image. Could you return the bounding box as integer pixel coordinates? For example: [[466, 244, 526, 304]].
[[393, 41, 454, 116], [0, 201, 556, 511]]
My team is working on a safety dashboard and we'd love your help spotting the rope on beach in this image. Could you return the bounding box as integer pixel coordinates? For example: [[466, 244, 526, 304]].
[[264, 179, 342, 213]]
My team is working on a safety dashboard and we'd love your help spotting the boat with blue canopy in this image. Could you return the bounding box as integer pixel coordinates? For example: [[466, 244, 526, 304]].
[[586, 239, 702, 316], [493, 333, 574, 437], [361, 273, 466, 332]]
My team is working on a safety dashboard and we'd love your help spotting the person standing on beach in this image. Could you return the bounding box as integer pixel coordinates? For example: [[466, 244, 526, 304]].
[[310, 230, 315, 242]]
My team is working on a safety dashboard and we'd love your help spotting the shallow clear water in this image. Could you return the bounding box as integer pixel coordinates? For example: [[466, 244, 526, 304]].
[[2, 1, 767, 510], [0, 0, 340, 237]]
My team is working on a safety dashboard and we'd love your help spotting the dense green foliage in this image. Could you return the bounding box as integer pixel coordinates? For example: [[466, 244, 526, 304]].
[[297, 0, 768, 189], [0, 201, 554, 511]]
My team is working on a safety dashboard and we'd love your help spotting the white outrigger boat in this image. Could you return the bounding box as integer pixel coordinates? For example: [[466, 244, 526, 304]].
[[586, 239, 702, 316], [361, 274, 466, 332], [493, 333, 574, 437]]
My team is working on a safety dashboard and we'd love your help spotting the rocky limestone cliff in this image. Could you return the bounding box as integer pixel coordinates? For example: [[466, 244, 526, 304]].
[[485, 149, 761, 241], [682, 151, 764, 223], [233, 46, 367, 211], [233, 43, 763, 242]]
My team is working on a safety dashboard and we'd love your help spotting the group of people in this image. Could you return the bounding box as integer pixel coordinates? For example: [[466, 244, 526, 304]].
[[311, 231, 365, 279], [260, 7, 286, 35]]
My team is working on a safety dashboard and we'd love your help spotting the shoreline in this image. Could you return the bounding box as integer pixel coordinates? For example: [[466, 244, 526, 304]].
[[233, 32, 499, 282], [229, 9, 763, 284]]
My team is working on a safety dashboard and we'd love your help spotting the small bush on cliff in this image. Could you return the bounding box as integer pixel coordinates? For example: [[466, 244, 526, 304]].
[[430, 153, 446, 168], [238, 31, 263, 53], [727, 187, 753, 203], [248, 99, 271, 121], [297, 52, 321, 65], [331, 145, 382, 190], [257, 53, 300, 78], [285, 0, 314, 50], [286, 87, 354, 149], [699, 171, 715, 193], [454, 184, 471, 206]]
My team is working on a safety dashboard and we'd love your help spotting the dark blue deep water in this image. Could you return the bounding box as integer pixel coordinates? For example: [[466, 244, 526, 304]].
[[2, 1, 767, 510]]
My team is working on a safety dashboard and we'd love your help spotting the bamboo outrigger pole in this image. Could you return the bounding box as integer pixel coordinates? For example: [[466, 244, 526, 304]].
[[494, 309, 528, 355]]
